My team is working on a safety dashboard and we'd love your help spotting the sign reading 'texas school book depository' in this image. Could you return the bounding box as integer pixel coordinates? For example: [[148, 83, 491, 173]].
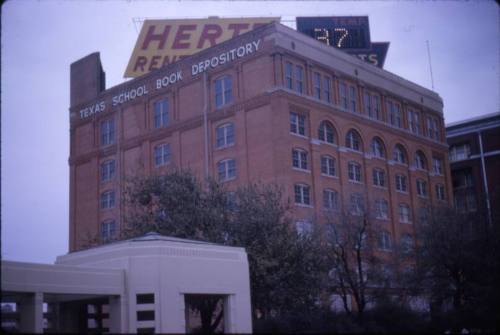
[[124, 17, 278, 78]]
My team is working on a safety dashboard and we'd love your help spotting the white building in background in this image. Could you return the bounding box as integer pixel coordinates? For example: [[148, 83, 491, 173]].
[[1, 233, 253, 334]]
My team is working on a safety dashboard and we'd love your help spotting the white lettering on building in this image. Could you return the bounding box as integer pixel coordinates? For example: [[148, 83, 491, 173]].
[[192, 39, 261, 76], [112, 85, 149, 107], [156, 71, 183, 90], [79, 101, 106, 119]]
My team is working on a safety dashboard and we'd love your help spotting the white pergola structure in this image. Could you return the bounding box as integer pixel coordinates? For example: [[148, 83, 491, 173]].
[[1, 233, 252, 333]]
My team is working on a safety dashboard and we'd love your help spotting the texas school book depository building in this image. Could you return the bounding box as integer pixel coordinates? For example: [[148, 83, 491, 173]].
[[69, 21, 452, 251]]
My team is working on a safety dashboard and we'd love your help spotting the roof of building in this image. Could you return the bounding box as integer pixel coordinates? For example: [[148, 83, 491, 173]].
[[446, 112, 500, 138]]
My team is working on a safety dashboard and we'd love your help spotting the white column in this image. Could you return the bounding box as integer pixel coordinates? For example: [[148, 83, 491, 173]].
[[108, 295, 124, 333], [18, 292, 44, 333]]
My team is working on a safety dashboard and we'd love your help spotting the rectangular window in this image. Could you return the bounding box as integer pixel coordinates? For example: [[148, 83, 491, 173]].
[[408, 109, 420, 135], [399, 204, 411, 223], [137, 311, 155, 322], [290, 112, 306, 136], [292, 149, 308, 170], [395, 174, 407, 192], [388, 101, 402, 128], [136, 294, 155, 305], [218, 159, 236, 182], [101, 160, 115, 182], [324, 77, 331, 103], [100, 119, 115, 146], [295, 65, 303, 93], [363, 92, 371, 117], [432, 157, 443, 175], [348, 162, 362, 182], [285, 62, 293, 89], [427, 116, 440, 140], [215, 75, 232, 108], [321, 156, 335, 176], [373, 169, 385, 187], [294, 184, 310, 205], [216, 123, 235, 148], [450, 143, 471, 161], [154, 98, 169, 128], [350, 193, 364, 215], [101, 220, 116, 241], [100, 190, 115, 209], [323, 189, 338, 210], [314, 72, 321, 99], [435, 184, 445, 201], [372, 95, 381, 120], [375, 200, 389, 219], [417, 179, 428, 197], [155, 144, 171, 167]]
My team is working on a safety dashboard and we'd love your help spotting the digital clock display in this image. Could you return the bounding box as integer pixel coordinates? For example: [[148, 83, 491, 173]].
[[296, 16, 389, 68], [297, 16, 371, 50]]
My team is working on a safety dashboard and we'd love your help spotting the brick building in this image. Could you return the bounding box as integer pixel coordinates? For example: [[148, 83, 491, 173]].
[[69, 22, 452, 252], [446, 112, 500, 221]]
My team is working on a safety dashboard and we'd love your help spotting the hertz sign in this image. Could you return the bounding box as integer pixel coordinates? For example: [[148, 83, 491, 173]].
[[125, 17, 278, 78]]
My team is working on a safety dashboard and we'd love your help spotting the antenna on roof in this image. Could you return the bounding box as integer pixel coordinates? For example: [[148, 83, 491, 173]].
[[426, 40, 435, 91]]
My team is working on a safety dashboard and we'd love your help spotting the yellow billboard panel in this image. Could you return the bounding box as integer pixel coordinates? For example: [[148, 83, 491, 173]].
[[124, 17, 279, 78]]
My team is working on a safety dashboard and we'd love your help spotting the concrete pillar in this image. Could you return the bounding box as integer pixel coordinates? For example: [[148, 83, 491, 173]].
[[18, 292, 44, 333], [108, 295, 125, 333]]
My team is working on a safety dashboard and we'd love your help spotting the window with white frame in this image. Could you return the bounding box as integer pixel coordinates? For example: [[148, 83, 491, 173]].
[[292, 148, 308, 170], [216, 123, 234, 148], [350, 193, 365, 215], [100, 119, 115, 146], [400, 234, 413, 254], [285, 62, 293, 89], [427, 116, 440, 140], [432, 157, 443, 175], [364, 92, 381, 120], [295, 65, 304, 93], [399, 203, 411, 223], [295, 220, 313, 235], [375, 199, 389, 219], [346, 130, 362, 151], [290, 112, 306, 136], [414, 151, 427, 170], [348, 162, 362, 182], [313, 72, 321, 99], [318, 121, 335, 143], [294, 184, 310, 205], [324, 77, 332, 103], [378, 230, 392, 251], [101, 220, 117, 241], [387, 100, 402, 128], [154, 98, 169, 128], [373, 168, 386, 187], [416, 179, 428, 197], [217, 159, 236, 182], [408, 109, 421, 135], [154, 143, 171, 167], [393, 144, 407, 164], [449, 143, 471, 162], [435, 184, 446, 201], [100, 190, 115, 209], [371, 137, 385, 158], [395, 174, 407, 192], [215, 75, 232, 108], [321, 155, 336, 176], [323, 189, 338, 210], [101, 160, 115, 182]]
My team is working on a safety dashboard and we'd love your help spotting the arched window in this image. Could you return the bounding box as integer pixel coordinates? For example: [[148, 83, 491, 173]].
[[318, 121, 335, 144], [393, 144, 407, 164], [414, 150, 427, 170], [346, 130, 362, 151], [371, 137, 385, 158]]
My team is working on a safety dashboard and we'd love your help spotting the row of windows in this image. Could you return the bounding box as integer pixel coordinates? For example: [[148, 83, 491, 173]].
[[283, 60, 442, 141], [290, 114, 444, 173], [296, 186, 415, 224]]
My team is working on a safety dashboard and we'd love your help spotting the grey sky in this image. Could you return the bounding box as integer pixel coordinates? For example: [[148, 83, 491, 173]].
[[1, 0, 498, 263]]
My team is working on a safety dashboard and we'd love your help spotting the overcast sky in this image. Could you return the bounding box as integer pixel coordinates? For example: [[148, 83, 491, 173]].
[[2, 0, 498, 264]]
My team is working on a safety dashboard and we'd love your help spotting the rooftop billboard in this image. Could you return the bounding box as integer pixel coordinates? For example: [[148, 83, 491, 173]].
[[125, 17, 279, 78]]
